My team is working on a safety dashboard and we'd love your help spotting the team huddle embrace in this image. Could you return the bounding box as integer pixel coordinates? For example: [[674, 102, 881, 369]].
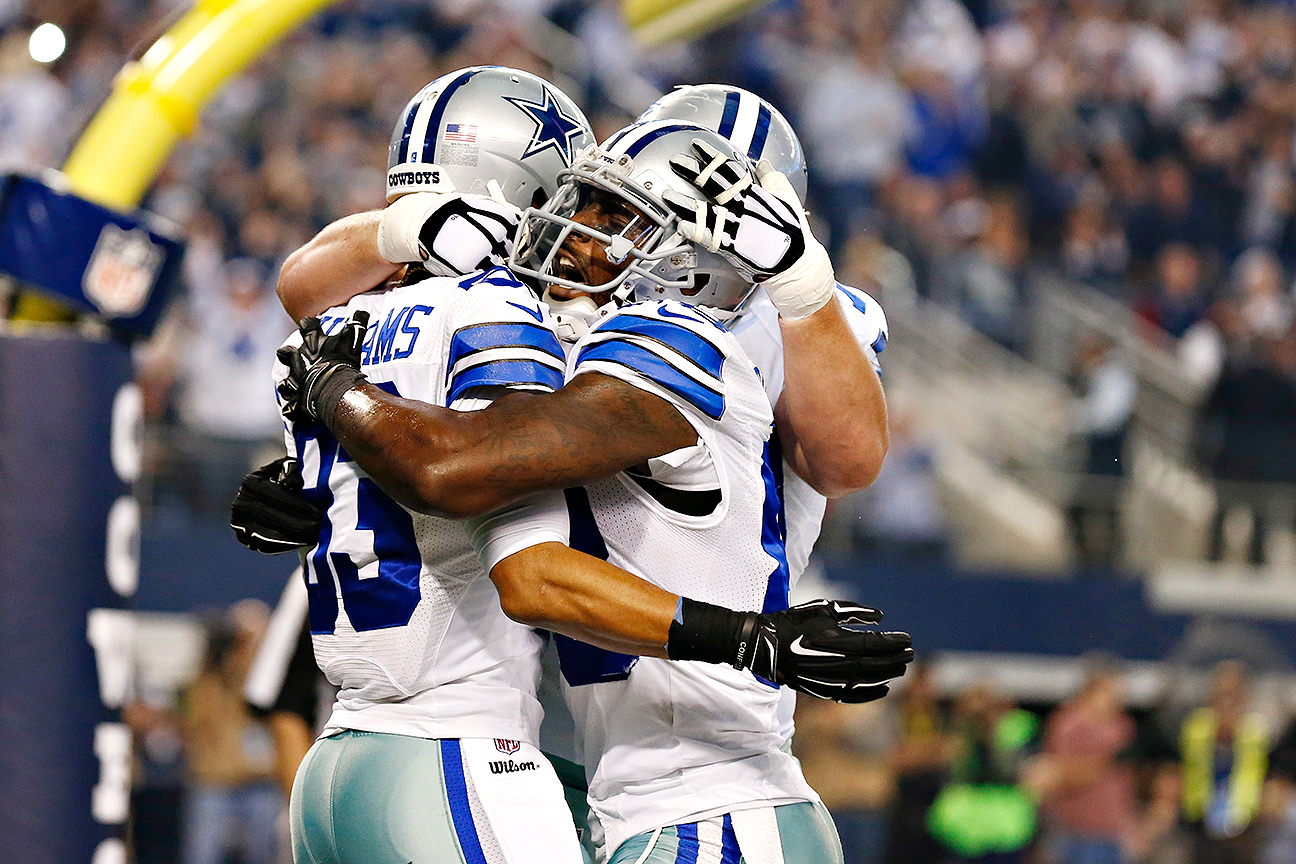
[[230, 66, 911, 864]]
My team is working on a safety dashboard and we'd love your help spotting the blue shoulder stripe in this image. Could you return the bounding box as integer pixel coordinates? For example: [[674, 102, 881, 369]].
[[448, 322, 564, 369], [836, 283, 870, 316], [836, 284, 887, 354], [595, 313, 724, 379], [457, 265, 524, 290], [577, 339, 724, 420], [448, 359, 563, 402]]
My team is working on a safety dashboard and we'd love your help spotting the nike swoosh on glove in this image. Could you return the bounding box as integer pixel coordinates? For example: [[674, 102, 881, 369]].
[[230, 457, 324, 554], [747, 599, 914, 703]]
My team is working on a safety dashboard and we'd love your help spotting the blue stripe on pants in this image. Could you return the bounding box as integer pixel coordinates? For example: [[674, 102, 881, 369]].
[[440, 739, 487, 864], [720, 815, 742, 864], [675, 822, 700, 864]]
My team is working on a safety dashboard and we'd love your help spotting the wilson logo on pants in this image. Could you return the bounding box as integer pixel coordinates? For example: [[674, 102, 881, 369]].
[[488, 759, 538, 775]]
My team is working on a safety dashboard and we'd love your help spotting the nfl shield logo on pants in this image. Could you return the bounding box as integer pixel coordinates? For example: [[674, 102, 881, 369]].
[[494, 738, 520, 755]]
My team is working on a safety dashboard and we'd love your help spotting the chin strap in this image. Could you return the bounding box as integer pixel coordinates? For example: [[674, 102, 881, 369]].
[[541, 290, 618, 343]]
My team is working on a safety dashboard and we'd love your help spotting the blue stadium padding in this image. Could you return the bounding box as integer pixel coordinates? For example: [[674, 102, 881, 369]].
[[0, 333, 132, 862], [136, 507, 298, 613], [0, 174, 183, 338], [822, 553, 1296, 664]]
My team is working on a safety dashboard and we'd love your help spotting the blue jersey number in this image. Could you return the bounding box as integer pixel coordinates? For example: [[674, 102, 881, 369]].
[[294, 417, 421, 634]]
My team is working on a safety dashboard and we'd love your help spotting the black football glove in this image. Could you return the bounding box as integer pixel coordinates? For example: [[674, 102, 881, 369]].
[[668, 597, 913, 704], [276, 311, 369, 422], [749, 599, 912, 702], [230, 457, 324, 554]]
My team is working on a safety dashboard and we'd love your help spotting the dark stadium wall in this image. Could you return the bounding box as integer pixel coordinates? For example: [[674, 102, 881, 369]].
[[0, 334, 134, 864]]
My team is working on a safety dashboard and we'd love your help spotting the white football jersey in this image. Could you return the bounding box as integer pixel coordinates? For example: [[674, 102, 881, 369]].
[[556, 300, 818, 857], [277, 266, 571, 746], [728, 283, 888, 743]]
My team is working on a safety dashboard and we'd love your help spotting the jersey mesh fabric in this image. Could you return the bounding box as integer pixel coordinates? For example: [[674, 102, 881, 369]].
[[728, 284, 887, 744], [279, 271, 563, 745], [562, 300, 817, 856]]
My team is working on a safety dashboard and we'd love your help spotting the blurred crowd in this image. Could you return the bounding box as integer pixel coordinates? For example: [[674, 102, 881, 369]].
[[5, 0, 1296, 551], [796, 656, 1296, 864], [125, 603, 1296, 864]]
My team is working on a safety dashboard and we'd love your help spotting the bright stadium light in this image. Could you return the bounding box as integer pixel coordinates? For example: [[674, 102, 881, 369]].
[[29, 23, 66, 64]]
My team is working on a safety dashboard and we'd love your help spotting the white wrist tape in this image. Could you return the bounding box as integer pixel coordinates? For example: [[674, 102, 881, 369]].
[[760, 241, 835, 320], [376, 192, 450, 263], [754, 163, 835, 320]]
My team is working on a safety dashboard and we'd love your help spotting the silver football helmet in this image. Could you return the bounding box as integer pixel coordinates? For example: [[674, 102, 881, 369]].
[[509, 121, 757, 335], [637, 84, 808, 201], [386, 66, 595, 207]]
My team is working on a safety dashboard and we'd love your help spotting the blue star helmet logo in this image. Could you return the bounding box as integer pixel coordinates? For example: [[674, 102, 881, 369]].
[[504, 88, 586, 165]]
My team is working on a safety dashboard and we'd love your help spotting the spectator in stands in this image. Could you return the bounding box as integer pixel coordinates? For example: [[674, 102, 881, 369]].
[[0, 29, 71, 171], [851, 411, 948, 561], [1125, 158, 1220, 279], [1066, 333, 1136, 566], [1136, 242, 1213, 345], [1177, 661, 1271, 864], [928, 683, 1039, 864], [171, 255, 293, 511], [1229, 249, 1295, 343], [1263, 716, 1296, 864], [1197, 334, 1296, 564], [1238, 130, 1296, 266], [799, 20, 917, 261], [1060, 190, 1131, 300], [181, 600, 280, 864], [883, 662, 954, 864], [930, 188, 1027, 351], [841, 221, 919, 313], [1033, 657, 1138, 864]]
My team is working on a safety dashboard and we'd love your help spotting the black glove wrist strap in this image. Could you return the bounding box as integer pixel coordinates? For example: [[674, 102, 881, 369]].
[[666, 596, 761, 670], [312, 364, 366, 425]]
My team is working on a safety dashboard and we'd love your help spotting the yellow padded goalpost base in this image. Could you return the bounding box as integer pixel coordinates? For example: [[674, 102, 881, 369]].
[[623, 0, 771, 48], [12, 0, 339, 321]]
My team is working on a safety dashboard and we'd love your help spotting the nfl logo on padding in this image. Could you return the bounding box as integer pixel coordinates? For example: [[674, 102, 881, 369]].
[[494, 738, 520, 755], [83, 223, 163, 317]]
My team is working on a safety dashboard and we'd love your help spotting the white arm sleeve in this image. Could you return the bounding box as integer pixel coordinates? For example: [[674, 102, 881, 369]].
[[466, 490, 571, 572]]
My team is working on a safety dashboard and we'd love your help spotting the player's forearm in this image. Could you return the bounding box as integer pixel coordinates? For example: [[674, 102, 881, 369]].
[[327, 385, 499, 518], [491, 543, 674, 658], [327, 374, 697, 519], [277, 211, 398, 321], [777, 297, 888, 497]]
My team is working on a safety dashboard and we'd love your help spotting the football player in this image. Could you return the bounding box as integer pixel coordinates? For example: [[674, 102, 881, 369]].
[[637, 83, 890, 752], [259, 68, 908, 864], [275, 118, 908, 862]]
